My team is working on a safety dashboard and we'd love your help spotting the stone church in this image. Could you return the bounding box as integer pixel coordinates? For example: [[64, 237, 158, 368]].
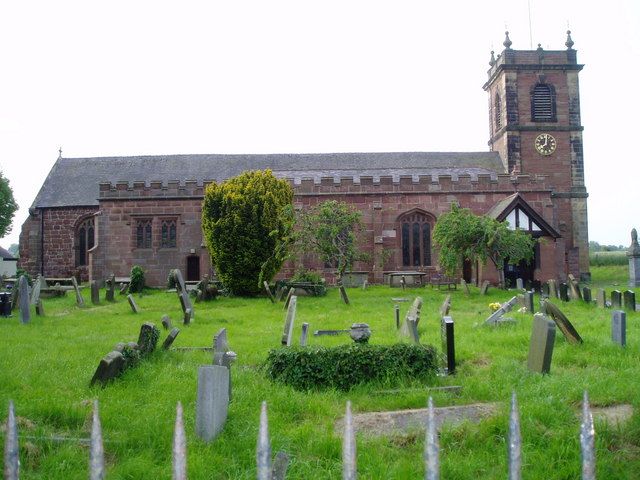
[[19, 32, 590, 287]]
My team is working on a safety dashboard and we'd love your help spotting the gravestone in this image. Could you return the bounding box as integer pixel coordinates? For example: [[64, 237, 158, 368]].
[[362, 280, 368, 290], [283, 287, 295, 310], [582, 287, 592, 303], [548, 279, 558, 299], [439, 294, 451, 318], [394, 304, 400, 329], [161, 314, 172, 330], [119, 283, 128, 294], [162, 328, 180, 350], [400, 275, 406, 291], [271, 451, 290, 480], [18, 275, 30, 324], [627, 228, 640, 287], [195, 365, 230, 442], [484, 296, 518, 326], [568, 274, 582, 300], [90, 351, 126, 386], [524, 291, 535, 314], [611, 311, 626, 347], [90, 281, 100, 305], [105, 274, 116, 302], [596, 289, 606, 308], [611, 290, 622, 309], [404, 317, 420, 344], [137, 322, 160, 355], [516, 278, 524, 290], [183, 308, 192, 326], [460, 279, 470, 295], [71, 276, 85, 306], [349, 323, 371, 344], [10, 279, 20, 312], [263, 281, 275, 303], [275, 285, 285, 302], [29, 275, 42, 306], [541, 300, 583, 344], [213, 328, 236, 400], [35, 299, 45, 316], [541, 282, 550, 299], [300, 322, 309, 346], [127, 294, 140, 313], [172, 269, 194, 323], [339, 285, 350, 305], [440, 316, 455, 375], [623, 290, 636, 311], [281, 296, 297, 346], [480, 280, 490, 295], [527, 313, 556, 374], [558, 283, 569, 302]]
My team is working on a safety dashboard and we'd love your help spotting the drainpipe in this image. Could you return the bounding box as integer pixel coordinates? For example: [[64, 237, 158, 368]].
[[40, 208, 45, 276]]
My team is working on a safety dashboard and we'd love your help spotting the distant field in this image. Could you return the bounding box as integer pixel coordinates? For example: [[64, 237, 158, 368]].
[[590, 250, 627, 266]]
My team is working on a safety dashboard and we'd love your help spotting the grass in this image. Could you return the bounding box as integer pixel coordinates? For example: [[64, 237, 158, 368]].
[[0, 265, 638, 479]]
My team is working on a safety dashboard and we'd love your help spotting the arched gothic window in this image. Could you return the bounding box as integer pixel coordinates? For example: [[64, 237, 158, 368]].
[[399, 211, 433, 267], [531, 83, 557, 122], [161, 219, 177, 248], [136, 219, 153, 249], [76, 218, 95, 266], [494, 92, 502, 130]]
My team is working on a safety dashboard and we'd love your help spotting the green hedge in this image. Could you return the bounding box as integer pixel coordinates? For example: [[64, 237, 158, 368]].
[[265, 343, 438, 391]]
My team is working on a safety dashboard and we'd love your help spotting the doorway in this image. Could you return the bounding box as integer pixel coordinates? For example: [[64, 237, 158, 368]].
[[186, 256, 200, 281]]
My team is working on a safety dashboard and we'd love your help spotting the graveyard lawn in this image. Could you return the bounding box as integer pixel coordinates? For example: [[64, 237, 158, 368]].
[[1, 267, 639, 479]]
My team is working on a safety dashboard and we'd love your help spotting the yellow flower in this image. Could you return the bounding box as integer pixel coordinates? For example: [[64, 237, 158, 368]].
[[489, 302, 501, 312]]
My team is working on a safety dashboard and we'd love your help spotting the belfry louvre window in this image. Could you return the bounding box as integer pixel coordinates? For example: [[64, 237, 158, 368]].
[[531, 83, 556, 122], [494, 93, 502, 130], [399, 211, 432, 267], [136, 219, 152, 249], [161, 219, 177, 248], [76, 218, 94, 266]]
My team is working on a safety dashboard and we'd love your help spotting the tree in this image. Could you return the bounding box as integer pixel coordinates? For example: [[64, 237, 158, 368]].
[[433, 204, 535, 287], [0, 171, 18, 238], [202, 170, 294, 296], [296, 200, 368, 284]]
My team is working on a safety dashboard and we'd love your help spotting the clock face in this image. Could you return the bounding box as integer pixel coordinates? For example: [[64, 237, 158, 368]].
[[534, 133, 556, 156]]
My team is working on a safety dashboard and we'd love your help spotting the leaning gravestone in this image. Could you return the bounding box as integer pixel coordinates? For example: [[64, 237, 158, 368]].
[[137, 322, 160, 355], [403, 317, 420, 344], [524, 291, 535, 314], [339, 285, 350, 305], [18, 275, 30, 324], [516, 278, 524, 290], [90, 351, 126, 387], [440, 316, 455, 375], [105, 274, 115, 302], [527, 313, 556, 374], [10, 279, 20, 312], [627, 228, 640, 287], [29, 275, 42, 306], [127, 294, 140, 313], [161, 314, 172, 330], [172, 269, 194, 323], [480, 280, 490, 295], [582, 287, 592, 304], [213, 328, 236, 400], [596, 289, 606, 308], [71, 276, 85, 306], [183, 308, 192, 326], [162, 327, 180, 350], [263, 281, 275, 303], [90, 281, 100, 305], [281, 296, 297, 346], [611, 311, 626, 347], [439, 294, 451, 318], [394, 304, 400, 329], [484, 296, 518, 326], [548, 279, 558, 299], [541, 300, 583, 344], [300, 322, 309, 346], [567, 274, 582, 300], [623, 290, 636, 311], [611, 290, 622, 309], [35, 299, 45, 316], [558, 283, 569, 302], [283, 287, 295, 310], [196, 365, 230, 442], [460, 279, 470, 295], [541, 282, 550, 299]]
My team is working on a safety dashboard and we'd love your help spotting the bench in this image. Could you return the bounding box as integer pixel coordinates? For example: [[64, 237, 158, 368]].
[[429, 274, 458, 290]]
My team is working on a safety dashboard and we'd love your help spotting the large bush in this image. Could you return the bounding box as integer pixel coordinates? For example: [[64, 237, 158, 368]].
[[202, 170, 294, 296], [265, 343, 438, 391], [129, 265, 145, 293]]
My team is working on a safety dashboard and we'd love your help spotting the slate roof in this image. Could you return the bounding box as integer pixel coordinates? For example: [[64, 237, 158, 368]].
[[31, 152, 504, 208]]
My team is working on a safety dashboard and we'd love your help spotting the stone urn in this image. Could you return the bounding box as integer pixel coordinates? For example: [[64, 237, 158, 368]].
[[349, 323, 371, 344]]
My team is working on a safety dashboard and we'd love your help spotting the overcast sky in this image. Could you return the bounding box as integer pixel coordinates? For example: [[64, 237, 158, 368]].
[[1, 0, 638, 248]]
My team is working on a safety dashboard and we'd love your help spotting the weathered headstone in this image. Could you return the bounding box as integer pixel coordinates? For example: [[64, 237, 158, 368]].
[[300, 322, 309, 346], [541, 282, 550, 298], [627, 228, 640, 287], [404, 317, 420, 344], [35, 299, 45, 316], [439, 294, 451, 318], [349, 323, 371, 343], [460, 279, 470, 295], [283, 287, 295, 310], [90, 351, 126, 386], [195, 365, 230, 442], [611, 310, 626, 347], [541, 300, 583, 344], [484, 296, 518, 326], [162, 327, 180, 350], [567, 274, 582, 300], [18, 275, 30, 324], [275, 285, 285, 302], [362, 280, 368, 290], [71, 276, 85, 306], [400, 275, 406, 291], [172, 269, 194, 323], [137, 322, 160, 355], [29, 275, 42, 306], [516, 278, 524, 290], [611, 290, 622, 309], [527, 313, 556, 374], [548, 279, 558, 299], [183, 308, 192, 326], [394, 304, 400, 329], [263, 281, 275, 303], [558, 283, 569, 302], [339, 285, 350, 305], [480, 280, 490, 295], [105, 274, 116, 302], [524, 291, 535, 314], [582, 287, 592, 303], [281, 296, 297, 346], [596, 289, 606, 308], [127, 294, 140, 313], [271, 451, 290, 480], [161, 314, 172, 330], [440, 316, 455, 375], [90, 281, 100, 305], [10, 279, 20, 312], [213, 328, 236, 400], [623, 290, 636, 311]]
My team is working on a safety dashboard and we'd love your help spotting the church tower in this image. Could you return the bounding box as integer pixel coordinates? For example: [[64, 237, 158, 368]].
[[483, 31, 590, 280]]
